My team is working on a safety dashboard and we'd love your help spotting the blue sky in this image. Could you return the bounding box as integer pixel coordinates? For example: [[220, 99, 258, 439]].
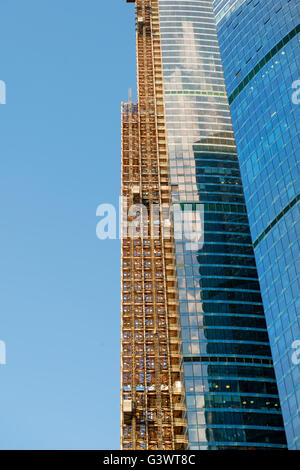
[[0, 0, 136, 449]]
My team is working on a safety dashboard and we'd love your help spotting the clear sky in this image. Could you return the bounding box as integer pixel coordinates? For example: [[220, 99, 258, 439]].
[[0, 0, 136, 449]]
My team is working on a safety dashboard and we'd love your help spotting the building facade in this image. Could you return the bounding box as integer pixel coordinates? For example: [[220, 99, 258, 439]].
[[121, 0, 287, 449], [212, 0, 300, 449]]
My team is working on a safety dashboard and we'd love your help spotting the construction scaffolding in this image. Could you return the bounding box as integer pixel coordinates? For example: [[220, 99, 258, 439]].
[[120, 0, 187, 450]]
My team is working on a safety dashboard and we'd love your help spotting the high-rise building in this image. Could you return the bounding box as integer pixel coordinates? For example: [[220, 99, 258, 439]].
[[121, 0, 287, 450], [212, 0, 300, 449]]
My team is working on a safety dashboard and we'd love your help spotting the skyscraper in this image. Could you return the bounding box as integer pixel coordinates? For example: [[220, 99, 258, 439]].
[[212, 0, 300, 449], [121, 0, 287, 450]]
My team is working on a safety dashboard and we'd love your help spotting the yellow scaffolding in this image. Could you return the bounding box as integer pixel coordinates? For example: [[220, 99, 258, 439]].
[[120, 0, 187, 450]]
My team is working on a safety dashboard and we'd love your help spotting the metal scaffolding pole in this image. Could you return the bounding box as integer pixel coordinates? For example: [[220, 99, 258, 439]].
[[120, 0, 187, 451]]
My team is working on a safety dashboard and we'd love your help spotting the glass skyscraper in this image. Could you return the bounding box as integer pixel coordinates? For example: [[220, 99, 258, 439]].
[[121, 0, 287, 450], [212, 0, 300, 449]]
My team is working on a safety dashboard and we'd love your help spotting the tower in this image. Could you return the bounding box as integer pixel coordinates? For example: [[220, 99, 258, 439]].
[[121, 0, 287, 450], [213, 0, 300, 449]]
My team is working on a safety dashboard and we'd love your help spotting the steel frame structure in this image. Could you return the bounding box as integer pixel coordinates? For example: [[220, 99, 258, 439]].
[[120, 0, 187, 451]]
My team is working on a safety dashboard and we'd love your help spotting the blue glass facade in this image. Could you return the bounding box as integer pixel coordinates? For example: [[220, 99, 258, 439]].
[[157, 0, 287, 449], [212, 0, 300, 449]]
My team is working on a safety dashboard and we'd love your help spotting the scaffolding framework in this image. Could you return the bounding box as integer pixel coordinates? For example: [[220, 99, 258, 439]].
[[120, 0, 187, 450]]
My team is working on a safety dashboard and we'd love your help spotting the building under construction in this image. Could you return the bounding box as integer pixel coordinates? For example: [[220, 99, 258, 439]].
[[121, 0, 287, 450]]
